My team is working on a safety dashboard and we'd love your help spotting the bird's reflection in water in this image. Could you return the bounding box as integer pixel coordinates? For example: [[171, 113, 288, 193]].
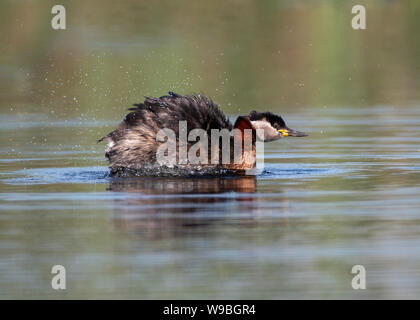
[[108, 176, 258, 238]]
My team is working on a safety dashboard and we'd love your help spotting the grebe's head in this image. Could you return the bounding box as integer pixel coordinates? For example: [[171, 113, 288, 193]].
[[248, 111, 307, 142]]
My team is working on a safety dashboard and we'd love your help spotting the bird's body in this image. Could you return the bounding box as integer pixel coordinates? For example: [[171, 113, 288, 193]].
[[100, 92, 306, 176]]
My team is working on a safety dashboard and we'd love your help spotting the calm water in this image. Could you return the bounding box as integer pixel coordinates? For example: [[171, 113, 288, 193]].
[[1, 0, 420, 299], [1, 106, 420, 299]]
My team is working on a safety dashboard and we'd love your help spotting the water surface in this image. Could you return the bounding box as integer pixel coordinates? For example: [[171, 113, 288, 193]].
[[1, 105, 420, 299], [0, 0, 420, 299]]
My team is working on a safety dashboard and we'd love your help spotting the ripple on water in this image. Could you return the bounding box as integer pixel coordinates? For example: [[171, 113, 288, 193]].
[[2, 166, 110, 185], [260, 163, 349, 180], [2, 163, 350, 185]]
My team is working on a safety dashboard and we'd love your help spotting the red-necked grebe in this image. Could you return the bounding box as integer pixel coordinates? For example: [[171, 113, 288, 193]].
[[99, 92, 307, 176]]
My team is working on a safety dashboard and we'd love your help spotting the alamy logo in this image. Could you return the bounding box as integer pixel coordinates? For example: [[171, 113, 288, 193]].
[[51, 265, 66, 290], [351, 265, 366, 289], [51, 5, 66, 30], [351, 5, 366, 30], [155, 122, 265, 174]]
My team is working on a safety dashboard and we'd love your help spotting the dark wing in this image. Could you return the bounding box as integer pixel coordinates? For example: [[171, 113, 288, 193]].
[[127, 92, 232, 132], [99, 92, 232, 143]]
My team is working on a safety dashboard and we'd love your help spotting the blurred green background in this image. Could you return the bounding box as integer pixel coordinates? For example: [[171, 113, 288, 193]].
[[0, 0, 418, 121]]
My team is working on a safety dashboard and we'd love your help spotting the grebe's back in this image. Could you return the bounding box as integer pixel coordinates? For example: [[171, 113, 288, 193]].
[[99, 92, 307, 176]]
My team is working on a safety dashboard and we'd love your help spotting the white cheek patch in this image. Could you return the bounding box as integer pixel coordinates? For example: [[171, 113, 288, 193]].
[[251, 120, 280, 141]]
